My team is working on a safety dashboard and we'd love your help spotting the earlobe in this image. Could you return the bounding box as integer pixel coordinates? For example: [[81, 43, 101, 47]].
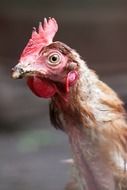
[[66, 70, 78, 92]]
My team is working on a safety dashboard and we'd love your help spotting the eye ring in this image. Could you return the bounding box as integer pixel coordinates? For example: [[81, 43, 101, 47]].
[[48, 53, 61, 66]]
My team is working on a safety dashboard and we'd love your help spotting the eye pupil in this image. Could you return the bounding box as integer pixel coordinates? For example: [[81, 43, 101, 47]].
[[51, 55, 58, 62]]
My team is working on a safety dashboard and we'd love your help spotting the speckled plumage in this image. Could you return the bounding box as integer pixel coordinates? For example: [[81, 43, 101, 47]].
[[49, 49, 127, 189]]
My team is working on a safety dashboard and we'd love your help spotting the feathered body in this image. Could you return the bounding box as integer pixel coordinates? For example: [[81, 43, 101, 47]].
[[12, 18, 127, 190]]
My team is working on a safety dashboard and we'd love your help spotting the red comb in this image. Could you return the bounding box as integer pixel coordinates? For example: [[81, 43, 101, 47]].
[[21, 18, 58, 58]]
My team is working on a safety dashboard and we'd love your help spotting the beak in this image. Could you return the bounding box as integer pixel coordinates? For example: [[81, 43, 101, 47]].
[[12, 61, 45, 79], [12, 60, 38, 79], [12, 66, 25, 79]]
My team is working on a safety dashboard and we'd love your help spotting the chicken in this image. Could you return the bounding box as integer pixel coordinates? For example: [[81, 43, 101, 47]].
[[12, 18, 127, 190]]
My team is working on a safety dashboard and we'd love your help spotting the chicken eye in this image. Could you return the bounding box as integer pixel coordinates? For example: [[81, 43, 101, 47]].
[[48, 53, 61, 65]]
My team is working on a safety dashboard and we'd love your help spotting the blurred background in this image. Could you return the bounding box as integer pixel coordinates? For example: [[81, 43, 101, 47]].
[[0, 0, 127, 189]]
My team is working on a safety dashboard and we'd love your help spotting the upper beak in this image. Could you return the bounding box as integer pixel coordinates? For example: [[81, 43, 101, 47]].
[[12, 62, 46, 79], [12, 60, 38, 79]]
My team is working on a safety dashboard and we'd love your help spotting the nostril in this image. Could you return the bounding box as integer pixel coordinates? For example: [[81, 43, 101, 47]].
[[18, 67, 24, 74]]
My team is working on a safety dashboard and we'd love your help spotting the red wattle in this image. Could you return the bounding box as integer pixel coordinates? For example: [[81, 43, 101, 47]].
[[27, 77, 57, 98]]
